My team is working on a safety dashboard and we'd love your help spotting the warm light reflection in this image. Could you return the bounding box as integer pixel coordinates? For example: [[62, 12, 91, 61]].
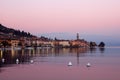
[[11, 48, 15, 58], [0, 47, 120, 80], [0, 50, 2, 59], [21, 49, 24, 56], [0, 47, 105, 65]]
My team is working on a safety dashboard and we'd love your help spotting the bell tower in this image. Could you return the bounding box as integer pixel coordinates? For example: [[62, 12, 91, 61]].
[[77, 33, 79, 40]]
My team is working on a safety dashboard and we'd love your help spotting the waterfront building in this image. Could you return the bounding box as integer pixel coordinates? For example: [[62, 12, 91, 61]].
[[58, 40, 70, 48], [10, 39, 20, 47]]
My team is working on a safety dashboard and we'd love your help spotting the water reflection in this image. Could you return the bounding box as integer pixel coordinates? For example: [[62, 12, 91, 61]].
[[99, 47, 105, 53], [0, 47, 105, 68], [90, 47, 97, 53], [1, 47, 120, 80]]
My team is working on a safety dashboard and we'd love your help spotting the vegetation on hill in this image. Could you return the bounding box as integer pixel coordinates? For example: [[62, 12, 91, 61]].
[[0, 24, 33, 37]]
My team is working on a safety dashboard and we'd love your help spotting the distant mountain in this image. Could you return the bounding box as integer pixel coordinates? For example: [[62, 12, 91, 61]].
[[0, 24, 34, 38]]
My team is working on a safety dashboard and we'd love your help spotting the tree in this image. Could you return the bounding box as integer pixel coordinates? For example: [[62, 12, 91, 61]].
[[90, 42, 97, 48], [0, 42, 2, 47], [1, 41, 11, 47], [98, 42, 105, 47], [54, 37, 58, 41]]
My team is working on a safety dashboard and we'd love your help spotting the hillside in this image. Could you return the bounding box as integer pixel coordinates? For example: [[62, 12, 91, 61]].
[[0, 24, 34, 38]]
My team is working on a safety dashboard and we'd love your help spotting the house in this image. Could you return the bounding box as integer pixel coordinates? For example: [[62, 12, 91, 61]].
[[70, 40, 89, 48], [10, 39, 20, 47], [58, 40, 70, 48]]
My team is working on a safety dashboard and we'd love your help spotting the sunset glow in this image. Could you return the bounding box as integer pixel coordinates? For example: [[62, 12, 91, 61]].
[[0, 0, 120, 36]]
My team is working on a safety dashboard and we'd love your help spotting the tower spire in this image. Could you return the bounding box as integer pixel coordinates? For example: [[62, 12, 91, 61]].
[[77, 33, 79, 40]]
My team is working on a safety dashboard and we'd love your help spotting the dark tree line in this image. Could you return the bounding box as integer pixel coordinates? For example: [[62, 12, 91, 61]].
[[0, 41, 11, 47], [98, 42, 105, 47], [0, 24, 33, 37], [89, 41, 105, 48], [89, 42, 97, 48]]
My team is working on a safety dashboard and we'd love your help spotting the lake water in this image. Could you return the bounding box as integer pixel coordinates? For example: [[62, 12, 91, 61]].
[[0, 47, 120, 80]]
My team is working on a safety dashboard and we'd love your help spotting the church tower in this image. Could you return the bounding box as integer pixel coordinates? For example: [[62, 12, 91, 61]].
[[77, 33, 79, 40]]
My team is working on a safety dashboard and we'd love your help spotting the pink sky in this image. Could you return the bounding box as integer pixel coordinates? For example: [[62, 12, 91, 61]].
[[0, 0, 120, 36]]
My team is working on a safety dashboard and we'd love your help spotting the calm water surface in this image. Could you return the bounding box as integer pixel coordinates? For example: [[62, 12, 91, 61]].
[[0, 47, 120, 80]]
